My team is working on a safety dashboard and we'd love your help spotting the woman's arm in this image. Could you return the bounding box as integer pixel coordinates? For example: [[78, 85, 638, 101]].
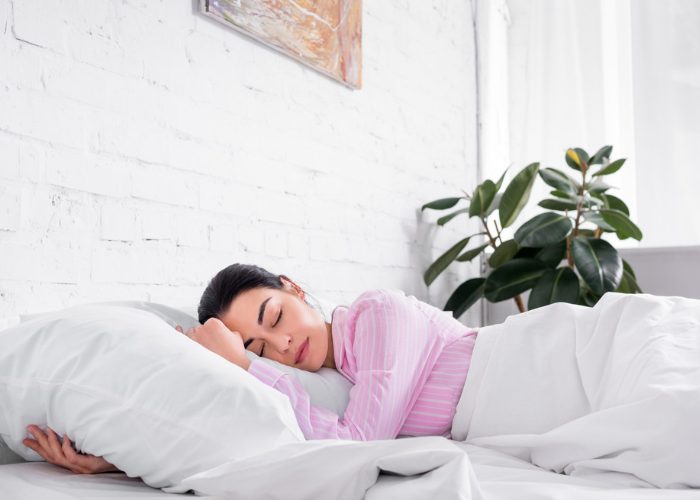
[[23, 425, 120, 473], [248, 290, 434, 441], [181, 318, 251, 370]]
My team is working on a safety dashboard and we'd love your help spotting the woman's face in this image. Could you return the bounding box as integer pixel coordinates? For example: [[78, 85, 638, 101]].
[[219, 281, 329, 372]]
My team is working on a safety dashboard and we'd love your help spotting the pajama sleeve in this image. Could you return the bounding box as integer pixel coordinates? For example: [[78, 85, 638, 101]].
[[247, 290, 436, 440]]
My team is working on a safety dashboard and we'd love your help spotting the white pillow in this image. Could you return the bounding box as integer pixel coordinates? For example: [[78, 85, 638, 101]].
[[246, 351, 352, 418], [18, 301, 200, 332], [19, 300, 353, 417], [0, 305, 304, 489], [15, 300, 352, 422]]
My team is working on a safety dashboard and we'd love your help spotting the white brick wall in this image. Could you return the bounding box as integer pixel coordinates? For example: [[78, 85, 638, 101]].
[[0, 0, 480, 325]]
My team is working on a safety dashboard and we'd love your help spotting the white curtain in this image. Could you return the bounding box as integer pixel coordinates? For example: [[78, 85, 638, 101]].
[[477, 0, 700, 248], [630, 0, 700, 247]]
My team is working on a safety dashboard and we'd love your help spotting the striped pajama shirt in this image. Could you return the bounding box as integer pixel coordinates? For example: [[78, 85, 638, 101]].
[[247, 289, 478, 440]]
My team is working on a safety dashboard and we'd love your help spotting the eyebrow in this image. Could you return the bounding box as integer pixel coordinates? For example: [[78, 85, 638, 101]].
[[258, 297, 272, 326]]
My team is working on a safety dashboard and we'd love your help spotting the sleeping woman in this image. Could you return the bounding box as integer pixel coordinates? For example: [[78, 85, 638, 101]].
[[22, 262, 478, 474]]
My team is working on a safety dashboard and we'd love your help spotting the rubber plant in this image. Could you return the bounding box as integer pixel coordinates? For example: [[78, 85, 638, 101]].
[[422, 146, 643, 318]]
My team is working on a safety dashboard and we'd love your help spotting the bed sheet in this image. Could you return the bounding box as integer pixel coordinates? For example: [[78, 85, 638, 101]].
[[2, 443, 698, 500], [455, 443, 700, 500], [0, 462, 211, 499]]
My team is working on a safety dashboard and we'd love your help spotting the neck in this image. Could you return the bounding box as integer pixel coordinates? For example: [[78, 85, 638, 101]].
[[322, 321, 336, 369]]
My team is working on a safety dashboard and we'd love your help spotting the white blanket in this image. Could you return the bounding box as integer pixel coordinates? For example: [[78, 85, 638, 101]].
[[164, 437, 485, 499], [452, 292, 700, 489]]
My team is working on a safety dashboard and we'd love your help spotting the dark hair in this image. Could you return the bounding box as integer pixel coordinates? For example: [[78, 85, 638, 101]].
[[198, 263, 285, 324]]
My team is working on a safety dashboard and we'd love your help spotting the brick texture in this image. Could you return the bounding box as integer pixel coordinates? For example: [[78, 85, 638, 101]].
[[0, 0, 480, 326]]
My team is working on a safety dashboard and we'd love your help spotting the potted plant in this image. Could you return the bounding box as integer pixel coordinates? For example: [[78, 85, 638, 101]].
[[422, 146, 643, 318]]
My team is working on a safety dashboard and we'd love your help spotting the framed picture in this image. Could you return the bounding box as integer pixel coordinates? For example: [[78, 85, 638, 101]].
[[200, 0, 362, 89]]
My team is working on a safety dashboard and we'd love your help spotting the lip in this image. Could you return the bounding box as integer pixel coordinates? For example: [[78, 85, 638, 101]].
[[295, 338, 309, 365]]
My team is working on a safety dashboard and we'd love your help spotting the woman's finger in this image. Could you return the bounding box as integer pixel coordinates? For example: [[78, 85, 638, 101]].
[[22, 438, 41, 454], [46, 427, 63, 455], [27, 426, 50, 452], [62, 435, 90, 467], [23, 438, 51, 462], [62, 434, 78, 461], [61, 435, 100, 472]]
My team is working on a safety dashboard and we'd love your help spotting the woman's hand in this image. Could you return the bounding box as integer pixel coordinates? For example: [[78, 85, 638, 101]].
[[23, 425, 119, 474], [182, 318, 251, 370]]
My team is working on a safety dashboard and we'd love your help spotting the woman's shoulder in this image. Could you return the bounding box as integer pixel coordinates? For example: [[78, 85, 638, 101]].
[[349, 289, 413, 314]]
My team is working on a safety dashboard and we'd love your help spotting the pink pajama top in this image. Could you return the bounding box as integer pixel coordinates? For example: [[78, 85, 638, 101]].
[[247, 289, 478, 441]]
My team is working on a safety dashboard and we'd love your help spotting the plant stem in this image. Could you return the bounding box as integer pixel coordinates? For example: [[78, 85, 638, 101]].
[[483, 219, 524, 312], [573, 174, 585, 237], [481, 218, 498, 248], [569, 166, 587, 267], [493, 220, 503, 244]]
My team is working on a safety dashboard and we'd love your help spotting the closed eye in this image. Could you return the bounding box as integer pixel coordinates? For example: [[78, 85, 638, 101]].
[[273, 308, 283, 327]]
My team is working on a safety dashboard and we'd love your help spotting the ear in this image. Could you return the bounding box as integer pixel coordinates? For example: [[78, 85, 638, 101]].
[[279, 275, 305, 300]]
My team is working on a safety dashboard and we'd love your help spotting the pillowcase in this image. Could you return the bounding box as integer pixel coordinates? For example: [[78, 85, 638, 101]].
[[0, 304, 304, 489], [18, 300, 353, 418], [246, 351, 352, 417], [18, 301, 201, 333]]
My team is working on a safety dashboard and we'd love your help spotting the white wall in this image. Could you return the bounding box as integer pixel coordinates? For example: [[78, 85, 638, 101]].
[[0, 1, 480, 323]]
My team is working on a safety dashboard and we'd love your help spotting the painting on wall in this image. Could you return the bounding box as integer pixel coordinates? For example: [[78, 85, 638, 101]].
[[200, 0, 362, 89]]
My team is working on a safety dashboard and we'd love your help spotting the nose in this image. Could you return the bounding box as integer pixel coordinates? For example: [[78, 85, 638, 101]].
[[270, 334, 292, 353]]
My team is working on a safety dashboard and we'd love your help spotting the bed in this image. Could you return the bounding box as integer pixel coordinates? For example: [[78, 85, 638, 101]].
[[2, 443, 699, 499], [2, 293, 700, 499]]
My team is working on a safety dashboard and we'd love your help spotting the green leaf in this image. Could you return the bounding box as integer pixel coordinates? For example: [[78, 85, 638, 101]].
[[421, 197, 462, 211], [538, 199, 578, 211], [484, 258, 547, 302], [514, 246, 540, 259], [514, 212, 573, 248], [528, 267, 581, 309], [593, 158, 625, 177], [423, 237, 471, 286], [494, 169, 508, 192], [444, 278, 486, 318], [589, 145, 613, 165], [616, 259, 643, 293], [622, 258, 637, 279], [616, 267, 643, 294], [488, 239, 519, 268], [579, 285, 601, 307], [539, 168, 579, 194], [583, 194, 604, 207], [499, 162, 540, 229], [565, 149, 582, 171], [484, 193, 502, 217], [437, 208, 469, 226], [587, 178, 613, 193], [571, 236, 623, 295], [582, 211, 616, 231], [574, 148, 590, 168], [601, 194, 629, 216], [535, 241, 567, 268], [550, 189, 579, 201], [599, 209, 643, 240], [456, 243, 489, 262], [469, 180, 497, 217]]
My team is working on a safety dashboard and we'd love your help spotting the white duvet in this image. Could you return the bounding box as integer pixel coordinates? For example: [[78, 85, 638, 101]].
[[158, 292, 700, 498], [452, 292, 700, 489]]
